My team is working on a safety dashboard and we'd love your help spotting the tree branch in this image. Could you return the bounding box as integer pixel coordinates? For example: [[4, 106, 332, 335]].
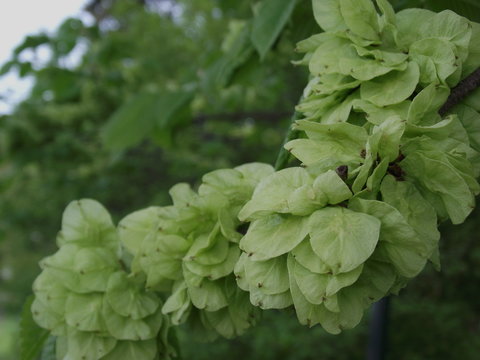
[[439, 67, 480, 116], [192, 111, 291, 124]]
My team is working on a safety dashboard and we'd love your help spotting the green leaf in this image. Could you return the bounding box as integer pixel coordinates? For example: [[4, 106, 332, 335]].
[[424, 0, 480, 23], [0, 60, 16, 76], [186, 277, 229, 311], [102, 92, 160, 150], [162, 281, 192, 325], [56, 199, 117, 250], [53, 18, 83, 56], [184, 245, 240, 280], [285, 121, 367, 171], [394, 8, 436, 49], [169, 183, 198, 207], [100, 339, 157, 360], [376, 0, 396, 27], [32, 271, 68, 317], [287, 255, 360, 334], [20, 296, 50, 360], [31, 297, 66, 336], [349, 198, 430, 277], [351, 260, 396, 305], [238, 167, 313, 220], [312, 0, 346, 31], [296, 33, 332, 53], [407, 83, 450, 125], [139, 234, 188, 286], [119, 207, 160, 256], [312, 170, 353, 204], [402, 151, 475, 224], [204, 287, 257, 338], [296, 120, 368, 149], [151, 90, 194, 147], [240, 214, 309, 261], [235, 163, 275, 186], [308, 207, 381, 274], [353, 46, 408, 67], [380, 175, 440, 256], [244, 255, 289, 295], [308, 36, 403, 80], [287, 254, 327, 328], [199, 168, 252, 206], [205, 24, 254, 90], [409, 38, 459, 86], [372, 116, 405, 162], [103, 302, 163, 341], [41, 245, 118, 293], [106, 272, 160, 320], [326, 264, 363, 297], [291, 239, 330, 274], [65, 293, 105, 332], [185, 225, 228, 265], [463, 21, 480, 77], [360, 61, 420, 106], [251, 0, 297, 59], [339, 0, 380, 41], [463, 87, 480, 112], [455, 104, 480, 152], [40, 336, 56, 360], [404, 116, 470, 147], [13, 34, 50, 56], [65, 329, 117, 360], [419, 9, 472, 61], [102, 90, 193, 150], [249, 287, 293, 309], [366, 158, 389, 192], [293, 260, 362, 304], [233, 253, 250, 292], [350, 134, 378, 193], [354, 100, 410, 126]]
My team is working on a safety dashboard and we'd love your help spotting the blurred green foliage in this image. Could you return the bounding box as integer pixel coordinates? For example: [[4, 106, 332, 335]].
[[0, 0, 310, 316], [1, 0, 480, 359]]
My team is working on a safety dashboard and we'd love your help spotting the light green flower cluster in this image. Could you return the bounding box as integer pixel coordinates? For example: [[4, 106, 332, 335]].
[[236, 0, 480, 334], [32, 200, 176, 360], [31, 0, 480, 345], [118, 163, 274, 339]]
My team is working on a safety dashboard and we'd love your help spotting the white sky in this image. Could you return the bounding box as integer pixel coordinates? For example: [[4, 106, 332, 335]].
[[0, 0, 90, 114]]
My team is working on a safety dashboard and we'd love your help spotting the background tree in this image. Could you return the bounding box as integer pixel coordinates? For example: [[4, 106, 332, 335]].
[[1, 0, 480, 359]]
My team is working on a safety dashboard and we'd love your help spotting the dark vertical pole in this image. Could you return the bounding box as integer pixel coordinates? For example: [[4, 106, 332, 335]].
[[367, 297, 390, 360]]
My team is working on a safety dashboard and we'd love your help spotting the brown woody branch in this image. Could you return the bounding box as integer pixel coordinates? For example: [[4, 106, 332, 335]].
[[192, 111, 291, 124], [439, 67, 480, 116]]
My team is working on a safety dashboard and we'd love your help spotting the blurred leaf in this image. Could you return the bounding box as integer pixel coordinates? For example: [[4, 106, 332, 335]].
[[53, 18, 84, 56], [250, 0, 297, 59], [13, 34, 50, 56], [157, 91, 194, 129], [102, 92, 160, 150], [0, 60, 16, 76], [20, 296, 50, 360], [103, 90, 194, 150], [40, 336, 56, 360], [289, 2, 319, 43], [33, 68, 80, 102], [151, 90, 194, 146], [204, 25, 254, 90], [424, 0, 480, 22], [19, 62, 33, 78]]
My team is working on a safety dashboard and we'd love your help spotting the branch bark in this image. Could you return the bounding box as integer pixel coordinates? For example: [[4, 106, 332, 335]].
[[192, 111, 291, 124], [439, 67, 480, 116]]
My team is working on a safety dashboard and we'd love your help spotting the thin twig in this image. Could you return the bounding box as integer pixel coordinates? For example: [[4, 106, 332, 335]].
[[439, 67, 480, 116], [192, 111, 291, 124], [274, 101, 304, 170]]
